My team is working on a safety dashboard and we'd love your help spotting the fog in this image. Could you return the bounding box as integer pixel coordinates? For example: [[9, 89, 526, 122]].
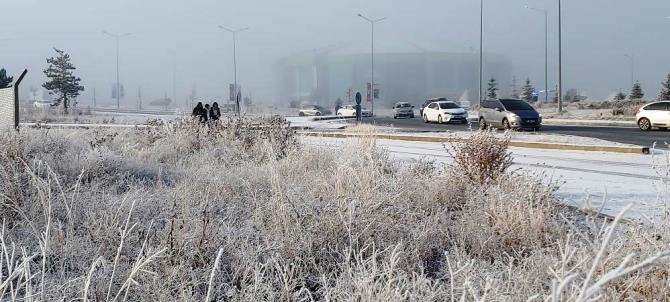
[[2, 0, 670, 107]]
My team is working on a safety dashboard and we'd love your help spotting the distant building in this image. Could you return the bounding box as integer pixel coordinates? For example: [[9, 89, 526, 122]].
[[275, 49, 513, 108]]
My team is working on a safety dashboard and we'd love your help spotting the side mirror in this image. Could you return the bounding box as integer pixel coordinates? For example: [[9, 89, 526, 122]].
[[495, 108, 502, 112]]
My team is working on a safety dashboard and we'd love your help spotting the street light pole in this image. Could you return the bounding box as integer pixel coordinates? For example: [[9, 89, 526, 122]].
[[358, 14, 387, 116], [218, 25, 249, 115], [624, 54, 635, 88], [526, 5, 549, 103], [479, 0, 484, 106], [557, 0, 563, 113], [103, 31, 130, 110]]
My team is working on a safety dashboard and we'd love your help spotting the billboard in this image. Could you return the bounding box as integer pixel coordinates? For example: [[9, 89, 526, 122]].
[[366, 83, 380, 102], [0, 87, 15, 128]]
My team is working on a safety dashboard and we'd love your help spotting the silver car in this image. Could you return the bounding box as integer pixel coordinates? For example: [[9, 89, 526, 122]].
[[393, 102, 415, 119], [479, 99, 542, 130]]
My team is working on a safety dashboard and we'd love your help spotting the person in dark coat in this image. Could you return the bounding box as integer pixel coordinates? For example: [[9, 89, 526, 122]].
[[201, 104, 210, 122], [210, 102, 222, 121], [192, 102, 204, 117]]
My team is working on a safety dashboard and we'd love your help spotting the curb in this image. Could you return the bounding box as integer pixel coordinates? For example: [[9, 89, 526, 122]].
[[542, 119, 636, 128], [299, 131, 650, 155]]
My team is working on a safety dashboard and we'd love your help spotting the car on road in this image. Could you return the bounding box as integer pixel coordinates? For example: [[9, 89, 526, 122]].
[[479, 99, 542, 130], [393, 102, 415, 119], [337, 105, 373, 117], [636, 101, 670, 131], [299, 105, 331, 116], [420, 97, 448, 117], [422, 100, 468, 124]]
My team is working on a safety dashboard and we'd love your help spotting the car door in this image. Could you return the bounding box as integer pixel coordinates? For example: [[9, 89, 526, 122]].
[[492, 101, 506, 127], [658, 102, 670, 125], [429, 103, 440, 121]]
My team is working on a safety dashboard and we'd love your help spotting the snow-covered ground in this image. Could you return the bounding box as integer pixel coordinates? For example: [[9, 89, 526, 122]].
[[303, 136, 669, 221], [286, 116, 349, 130]]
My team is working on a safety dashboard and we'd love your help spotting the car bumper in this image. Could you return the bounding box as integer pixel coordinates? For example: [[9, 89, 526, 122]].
[[511, 119, 542, 129], [394, 112, 414, 117], [445, 115, 467, 122]]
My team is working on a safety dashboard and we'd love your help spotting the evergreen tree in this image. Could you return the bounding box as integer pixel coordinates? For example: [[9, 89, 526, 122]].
[[614, 91, 626, 101], [659, 74, 670, 101], [0, 68, 13, 89], [42, 48, 84, 113], [520, 78, 535, 102], [486, 77, 498, 99], [630, 81, 644, 100]]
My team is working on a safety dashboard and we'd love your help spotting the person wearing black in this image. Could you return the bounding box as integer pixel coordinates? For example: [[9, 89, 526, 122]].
[[210, 102, 221, 121], [201, 104, 210, 122], [192, 102, 204, 118]]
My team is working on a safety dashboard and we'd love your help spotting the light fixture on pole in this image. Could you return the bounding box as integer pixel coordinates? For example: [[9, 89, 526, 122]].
[[526, 5, 549, 104], [103, 31, 131, 110], [358, 13, 387, 116], [218, 25, 249, 116]]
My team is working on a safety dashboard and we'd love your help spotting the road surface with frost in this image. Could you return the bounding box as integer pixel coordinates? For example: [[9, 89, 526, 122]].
[[302, 136, 669, 221]]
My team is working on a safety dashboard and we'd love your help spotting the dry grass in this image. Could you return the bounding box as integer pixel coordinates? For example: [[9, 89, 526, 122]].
[[0, 116, 669, 301]]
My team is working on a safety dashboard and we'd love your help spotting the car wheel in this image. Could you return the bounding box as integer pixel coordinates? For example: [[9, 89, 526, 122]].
[[479, 118, 487, 130], [299, 112, 305, 117], [316, 112, 322, 116], [423, 114, 429, 123], [438, 115, 444, 124], [638, 118, 652, 131], [410, 114, 415, 118], [503, 119, 512, 130], [533, 127, 541, 132], [393, 115, 397, 119]]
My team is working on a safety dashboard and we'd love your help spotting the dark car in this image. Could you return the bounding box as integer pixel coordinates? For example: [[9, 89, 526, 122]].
[[479, 99, 542, 130], [420, 97, 448, 116]]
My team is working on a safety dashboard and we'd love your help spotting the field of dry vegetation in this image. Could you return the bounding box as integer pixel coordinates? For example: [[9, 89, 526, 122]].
[[1, 116, 670, 301]]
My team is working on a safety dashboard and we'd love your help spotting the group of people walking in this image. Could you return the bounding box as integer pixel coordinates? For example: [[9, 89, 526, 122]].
[[192, 102, 221, 123]]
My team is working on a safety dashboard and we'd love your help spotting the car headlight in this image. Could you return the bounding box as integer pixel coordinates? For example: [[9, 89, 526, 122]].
[[509, 114, 521, 121]]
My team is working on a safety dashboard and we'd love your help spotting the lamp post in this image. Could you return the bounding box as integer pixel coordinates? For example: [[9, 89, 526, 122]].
[[557, 0, 563, 113], [218, 25, 249, 115], [624, 54, 635, 88], [103, 31, 131, 110], [358, 13, 387, 116], [479, 0, 484, 106], [526, 5, 549, 104]]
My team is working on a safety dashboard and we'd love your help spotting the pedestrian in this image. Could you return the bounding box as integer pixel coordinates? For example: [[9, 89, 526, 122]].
[[210, 102, 222, 121], [335, 102, 342, 116], [192, 102, 204, 118], [201, 104, 210, 123]]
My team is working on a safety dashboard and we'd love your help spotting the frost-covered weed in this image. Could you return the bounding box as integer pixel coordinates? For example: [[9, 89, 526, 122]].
[[0, 117, 668, 301]]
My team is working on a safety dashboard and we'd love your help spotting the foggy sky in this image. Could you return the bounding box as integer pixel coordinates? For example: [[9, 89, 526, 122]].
[[2, 0, 670, 106]]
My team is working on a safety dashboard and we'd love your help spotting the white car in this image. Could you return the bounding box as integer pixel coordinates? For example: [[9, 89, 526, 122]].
[[299, 105, 331, 116], [422, 101, 468, 124], [636, 101, 670, 131], [33, 100, 54, 109], [337, 105, 372, 117]]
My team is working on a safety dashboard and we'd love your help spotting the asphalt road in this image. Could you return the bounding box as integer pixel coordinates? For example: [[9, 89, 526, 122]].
[[359, 116, 670, 149]]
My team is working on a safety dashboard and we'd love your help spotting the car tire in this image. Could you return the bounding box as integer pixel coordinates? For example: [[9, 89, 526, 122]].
[[438, 115, 444, 124], [316, 112, 322, 116], [410, 114, 415, 119], [299, 112, 305, 117], [503, 119, 512, 130], [533, 127, 541, 132], [423, 114, 429, 123], [638, 118, 652, 131], [461, 119, 468, 125], [479, 118, 487, 130], [393, 115, 397, 119]]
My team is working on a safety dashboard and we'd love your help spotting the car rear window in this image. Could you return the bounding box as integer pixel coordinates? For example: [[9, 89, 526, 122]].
[[501, 100, 534, 111], [439, 102, 459, 109], [644, 103, 668, 111]]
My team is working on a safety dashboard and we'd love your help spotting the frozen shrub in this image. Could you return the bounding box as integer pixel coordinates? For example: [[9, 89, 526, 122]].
[[445, 130, 512, 185]]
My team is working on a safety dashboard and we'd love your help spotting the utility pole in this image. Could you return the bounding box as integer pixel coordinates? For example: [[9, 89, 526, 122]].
[[358, 13, 387, 116], [103, 31, 131, 110], [526, 5, 549, 104], [218, 25, 249, 116]]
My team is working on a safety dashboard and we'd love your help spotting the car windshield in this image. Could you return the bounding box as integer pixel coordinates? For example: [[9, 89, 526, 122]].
[[501, 100, 534, 111], [396, 103, 411, 108], [439, 102, 459, 109]]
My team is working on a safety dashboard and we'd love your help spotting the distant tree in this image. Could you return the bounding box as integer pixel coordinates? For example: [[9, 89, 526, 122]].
[[630, 81, 644, 100], [42, 48, 84, 113], [486, 77, 498, 99], [614, 91, 627, 101], [658, 74, 670, 101], [0, 68, 13, 89], [520, 78, 535, 102]]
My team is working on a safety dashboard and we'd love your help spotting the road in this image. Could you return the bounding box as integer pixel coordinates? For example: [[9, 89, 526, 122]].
[[359, 116, 670, 149]]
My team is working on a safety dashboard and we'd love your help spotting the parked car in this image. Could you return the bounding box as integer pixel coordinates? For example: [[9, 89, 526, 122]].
[[479, 99, 542, 130], [33, 100, 54, 109], [636, 101, 670, 131], [337, 105, 373, 117], [422, 100, 468, 124], [299, 105, 331, 116], [393, 102, 415, 119], [420, 97, 448, 117]]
